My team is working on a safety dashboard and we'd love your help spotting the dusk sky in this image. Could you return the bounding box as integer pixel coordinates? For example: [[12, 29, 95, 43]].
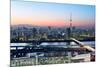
[[11, 0, 95, 27]]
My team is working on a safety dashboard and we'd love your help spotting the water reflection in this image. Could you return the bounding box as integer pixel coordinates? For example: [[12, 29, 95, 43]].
[[11, 41, 95, 50]]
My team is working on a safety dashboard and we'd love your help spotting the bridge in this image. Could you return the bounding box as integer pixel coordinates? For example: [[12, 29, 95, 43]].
[[10, 38, 95, 58], [11, 38, 95, 43], [70, 38, 95, 52]]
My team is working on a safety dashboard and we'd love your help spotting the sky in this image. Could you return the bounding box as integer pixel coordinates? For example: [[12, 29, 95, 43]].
[[11, 0, 95, 28]]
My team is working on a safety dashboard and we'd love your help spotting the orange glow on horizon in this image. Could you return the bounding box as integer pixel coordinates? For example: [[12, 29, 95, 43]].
[[11, 16, 93, 27], [11, 21, 93, 27]]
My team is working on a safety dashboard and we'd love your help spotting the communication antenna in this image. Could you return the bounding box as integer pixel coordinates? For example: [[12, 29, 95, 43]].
[[70, 12, 72, 28], [69, 12, 72, 39]]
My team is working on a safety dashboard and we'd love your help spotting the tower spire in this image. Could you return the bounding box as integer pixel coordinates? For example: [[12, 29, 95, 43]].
[[70, 12, 72, 27], [69, 12, 72, 39]]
